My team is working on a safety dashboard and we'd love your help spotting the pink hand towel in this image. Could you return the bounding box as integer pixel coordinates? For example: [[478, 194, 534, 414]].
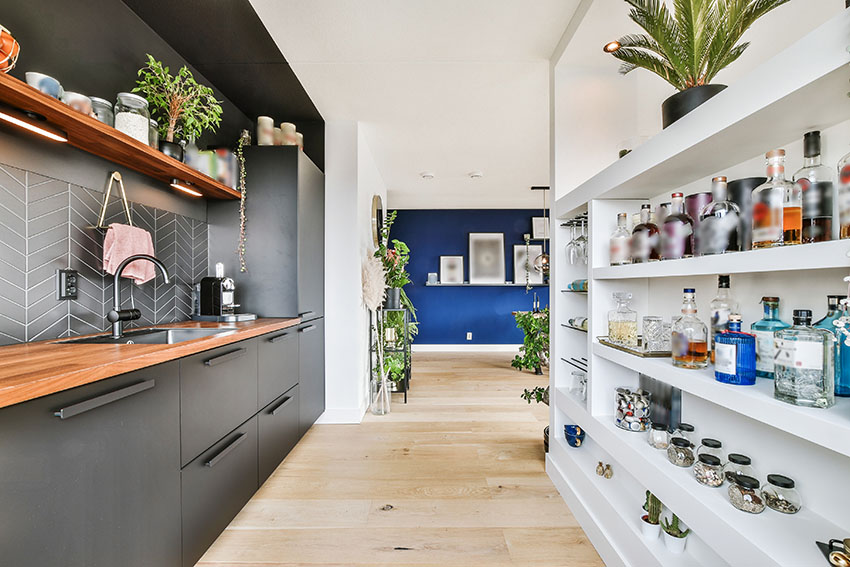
[[103, 223, 157, 284]]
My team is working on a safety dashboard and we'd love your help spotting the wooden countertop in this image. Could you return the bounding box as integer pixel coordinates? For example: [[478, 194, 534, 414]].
[[0, 318, 301, 409]]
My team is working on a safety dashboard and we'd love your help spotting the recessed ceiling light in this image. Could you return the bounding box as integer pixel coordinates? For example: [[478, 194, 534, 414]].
[[468, 171, 484, 179], [420, 171, 435, 180]]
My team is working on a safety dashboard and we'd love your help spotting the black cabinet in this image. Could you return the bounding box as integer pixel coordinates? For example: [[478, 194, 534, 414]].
[[298, 318, 325, 435], [0, 362, 181, 567], [181, 416, 259, 567], [180, 339, 258, 466], [208, 146, 325, 318], [258, 385, 300, 483], [258, 328, 299, 409]]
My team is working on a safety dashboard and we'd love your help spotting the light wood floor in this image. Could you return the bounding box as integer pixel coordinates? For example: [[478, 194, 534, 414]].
[[197, 352, 603, 567]]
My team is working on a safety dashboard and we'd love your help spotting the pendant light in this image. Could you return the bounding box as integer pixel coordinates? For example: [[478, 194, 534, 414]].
[[533, 186, 549, 275]]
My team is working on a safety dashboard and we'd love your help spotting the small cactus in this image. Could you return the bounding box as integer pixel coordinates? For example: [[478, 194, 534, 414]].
[[661, 513, 691, 538], [643, 490, 662, 525]]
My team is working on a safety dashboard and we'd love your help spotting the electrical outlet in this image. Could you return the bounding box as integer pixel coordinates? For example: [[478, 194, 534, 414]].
[[466, 332, 472, 341], [56, 269, 78, 300]]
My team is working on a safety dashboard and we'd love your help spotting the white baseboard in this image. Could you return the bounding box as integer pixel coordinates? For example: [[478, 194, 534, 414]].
[[315, 405, 367, 424], [412, 344, 521, 353]]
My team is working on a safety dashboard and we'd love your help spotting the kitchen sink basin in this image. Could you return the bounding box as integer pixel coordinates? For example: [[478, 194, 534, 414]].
[[56, 327, 238, 345]]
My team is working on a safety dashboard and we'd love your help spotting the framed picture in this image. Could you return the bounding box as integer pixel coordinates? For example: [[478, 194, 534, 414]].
[[439, 256, 464, 284], [468, 232, 505, 284], [532, 217, 550, 240], [514, 244, 543, 285]]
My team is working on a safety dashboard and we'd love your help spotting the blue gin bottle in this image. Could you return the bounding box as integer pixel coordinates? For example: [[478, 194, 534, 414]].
[[715, 314, 756, 385], [813, 295, 850, 397], [751, 297, 791, 379]]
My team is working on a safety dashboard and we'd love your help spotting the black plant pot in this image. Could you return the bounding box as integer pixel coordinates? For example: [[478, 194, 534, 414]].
[[543, 426, 549, 453], [384, 288, 401, 310], [159, 140, 184, 161], [661, 84, 727, 129]]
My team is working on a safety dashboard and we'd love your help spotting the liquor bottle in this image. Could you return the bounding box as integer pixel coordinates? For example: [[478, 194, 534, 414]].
[[661, 193, 694, 260], [698, 177, 741, 255], [774, 309, 835, 409], [751, 296, 791, 379], [657, 202, 672, 226], [631, 204, 660, 263], [813, 295, 850, 397], [752, 150, 794, 248], [609, 213, 631, 266], [709, 275, 739, 363], [793, 131, 834, 243], [714, 315, 756, 385], [838, 147, 850, 238], [672, 288, 709, 369]]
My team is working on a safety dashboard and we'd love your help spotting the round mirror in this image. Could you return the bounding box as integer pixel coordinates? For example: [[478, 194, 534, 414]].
[[371, 194, 384, 248]]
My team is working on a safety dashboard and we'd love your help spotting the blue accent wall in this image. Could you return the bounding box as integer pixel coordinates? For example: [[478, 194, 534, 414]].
[[392, 209, 549, 345]]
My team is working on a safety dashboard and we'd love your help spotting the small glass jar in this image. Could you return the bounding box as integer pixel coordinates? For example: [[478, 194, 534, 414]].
[[728, 475, 765, 514], [113, 92, 150, 145], [672, 423, 695, 447], [608, 292, 638, 347], [696, 438, 725, 464], [723, 453, 757, 484], [148, 119, 159, 148], [90, 96, 114, 126], [694, 454, 724, 487], [667, 437, 695, 467], [648, 422, 669, 449], [614, 388, 651, 432], [763, 474, 801, 514]]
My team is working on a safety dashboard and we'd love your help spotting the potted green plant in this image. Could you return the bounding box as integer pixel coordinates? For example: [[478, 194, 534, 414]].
[[375, 211, 412, 310], [520, 385, 550, 452], [604, 0, 789, 128], [133, 54, 223, 161], [661, 512, 690, 553], [512, 307, 550, 375], [641, 490, 662, 542]]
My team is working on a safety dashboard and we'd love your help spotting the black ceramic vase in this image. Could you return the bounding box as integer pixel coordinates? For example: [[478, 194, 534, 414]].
[[384, 288, 401, 310], [159, 140, 184, 161], [661, 84, 727, 129], [728, 177, 767, 251]]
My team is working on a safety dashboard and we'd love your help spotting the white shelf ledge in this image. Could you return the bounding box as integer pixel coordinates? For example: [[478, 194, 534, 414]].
[[424, 282, 547, 287], [594, 342, 850, 458]]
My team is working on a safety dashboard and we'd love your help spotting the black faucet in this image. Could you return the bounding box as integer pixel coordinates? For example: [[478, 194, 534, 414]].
[[107, 254, 170, 339]]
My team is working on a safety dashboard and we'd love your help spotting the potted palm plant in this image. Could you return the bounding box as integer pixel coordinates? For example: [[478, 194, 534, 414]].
[[604, 0, 790, 128], [641, 490, 662, 541]]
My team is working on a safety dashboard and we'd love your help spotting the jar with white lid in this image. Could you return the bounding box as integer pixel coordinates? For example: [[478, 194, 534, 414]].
[[114, 92, 150, 144]]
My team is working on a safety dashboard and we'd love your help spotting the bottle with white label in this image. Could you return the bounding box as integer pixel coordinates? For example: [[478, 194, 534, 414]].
[[609, 212, 631, 266], [714, 314, 756, 385], [750, 296, 790, 379], [709, 275, 738, 363], [774, 309, 835, 409]]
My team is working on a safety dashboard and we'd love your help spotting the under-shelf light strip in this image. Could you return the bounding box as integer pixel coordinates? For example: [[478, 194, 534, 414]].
[[0, 104, 67, 142]]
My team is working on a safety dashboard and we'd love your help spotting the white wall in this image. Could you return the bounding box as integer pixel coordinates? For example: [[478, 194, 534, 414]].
[[320, 121, 388, 424]]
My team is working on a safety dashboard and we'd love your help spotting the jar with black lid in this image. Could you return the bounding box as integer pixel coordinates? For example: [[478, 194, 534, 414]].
[[648, 422, 669, 449], [763, 474, 801, 514], [728, 475, 765, 514], [723, 453, 757, 483], [697, 438, 725, 464], [672, 423, 695, 446], [667, 437, 695, 467], [694, 454, 724, 487]]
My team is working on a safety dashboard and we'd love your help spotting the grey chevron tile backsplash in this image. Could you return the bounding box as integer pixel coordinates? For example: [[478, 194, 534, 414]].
[[0, 162, 209, 346]]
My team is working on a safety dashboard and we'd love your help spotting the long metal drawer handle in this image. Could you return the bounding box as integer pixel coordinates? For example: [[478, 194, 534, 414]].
[[204, 348, 247, 367], [270, 395, 294, 416], [298, 311, 315, 319], [54, 380, 155, 420], [204, 433, 246, 468], [269, 332, 292, 344], [299, 325, 316, 334]]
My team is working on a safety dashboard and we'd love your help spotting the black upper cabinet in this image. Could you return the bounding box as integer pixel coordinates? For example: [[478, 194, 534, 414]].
[[208, 146, 324, 319]]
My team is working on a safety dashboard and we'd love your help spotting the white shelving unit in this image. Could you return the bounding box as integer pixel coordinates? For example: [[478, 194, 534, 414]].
[[548, 9, 850, 567]]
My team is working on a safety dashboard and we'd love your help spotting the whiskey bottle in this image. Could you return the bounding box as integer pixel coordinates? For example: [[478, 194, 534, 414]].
[[838, 147, 850, 238], [609, 212, 631, 266], [709, 275, 738, 363], [793, 131, 834, 243], [751, 296, 791, 379], [774, 309, 835, 409], [661, 193, 694, 260], [714, 314, 757, 386], [630, 204, 660, 263], [698, 176, 741, 255], [752, 150, 794, 248], [672, 288, 708, 369]]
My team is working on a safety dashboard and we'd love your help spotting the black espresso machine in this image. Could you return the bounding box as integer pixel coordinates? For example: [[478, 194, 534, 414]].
[[193, 262, 257, 322]]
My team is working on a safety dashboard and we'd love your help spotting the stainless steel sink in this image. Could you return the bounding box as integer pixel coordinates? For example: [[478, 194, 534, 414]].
[[56, 327, 238, 345]]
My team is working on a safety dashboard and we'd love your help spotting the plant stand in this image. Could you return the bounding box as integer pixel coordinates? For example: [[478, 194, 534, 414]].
[[369, 307, 411, 403]]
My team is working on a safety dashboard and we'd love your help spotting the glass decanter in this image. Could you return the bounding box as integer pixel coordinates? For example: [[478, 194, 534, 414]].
[[631, 203, 660, 263], [793, 131, 834, 243], [774, 309, 835, 409], [672, 288, 708, 369], [813, 295, 850, 397], [751, 296, 791, 379], [698, 176, 741, 255], [609, 212, 631, 266], [608, 292, 638, 347]]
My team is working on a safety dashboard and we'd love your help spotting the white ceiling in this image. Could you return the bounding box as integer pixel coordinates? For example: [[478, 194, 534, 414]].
[[250, 0, 582, 209]]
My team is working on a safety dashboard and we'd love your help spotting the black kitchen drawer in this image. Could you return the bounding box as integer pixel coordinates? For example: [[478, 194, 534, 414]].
[[258, 385, 300, 484], [180, 339, 258, 466], [181, 416, 258, 567], [258, 328, 299, 408], [298, 318, 325, 436]]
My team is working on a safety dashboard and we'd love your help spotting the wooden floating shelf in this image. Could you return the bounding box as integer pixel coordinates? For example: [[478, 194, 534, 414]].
[[0, 73, 240, 200]]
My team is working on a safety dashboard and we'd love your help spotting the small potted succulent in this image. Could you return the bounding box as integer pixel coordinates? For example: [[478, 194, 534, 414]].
[[133, 54, 222, 161], [661, 512, 690, 553], [641, 490, 662, 542]]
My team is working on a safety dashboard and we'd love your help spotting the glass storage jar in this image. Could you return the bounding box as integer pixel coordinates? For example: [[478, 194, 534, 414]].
[[667, 437, 695, 467], [148, 119, 159, 148], [693, 454, 724, 487], [90, 96, 114, 126], [614, 388, 651, 432], [608, 292, 638, 347], [723, 453, 757, 484], [672, 423, 695, 447], [696, 438, 725, 464], [728, 475, 765, 514], [763, 474, 801, 514], [648, 422, 669, 449], [114, 92, 150, 145]]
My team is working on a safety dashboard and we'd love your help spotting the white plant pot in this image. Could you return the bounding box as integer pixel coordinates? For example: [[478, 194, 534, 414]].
[[640, 516, 661, 542], [662, 531, 688, 554]]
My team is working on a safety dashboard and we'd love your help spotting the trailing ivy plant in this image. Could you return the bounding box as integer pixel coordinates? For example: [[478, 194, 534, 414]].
[[511, 307, 550, 374]]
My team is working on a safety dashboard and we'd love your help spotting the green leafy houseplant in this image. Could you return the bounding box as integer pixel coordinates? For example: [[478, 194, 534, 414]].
[[520, 386, 549, 406], [511, 308, 550, 374], [661, 513, 690, 538], [375, 210, 418, 319], [607, 0, 789, 90], [133, 54, 223, 143]]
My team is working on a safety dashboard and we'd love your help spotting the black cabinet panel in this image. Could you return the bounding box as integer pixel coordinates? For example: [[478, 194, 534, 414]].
[[258, 329, 299, 409], [298, 318, 325, 435], [181, 416, 258, 567], [0, 363, 181, 567], [297, 150, 325, 319], [180, 339, 258, 466], [258, 385, 300, 484]]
